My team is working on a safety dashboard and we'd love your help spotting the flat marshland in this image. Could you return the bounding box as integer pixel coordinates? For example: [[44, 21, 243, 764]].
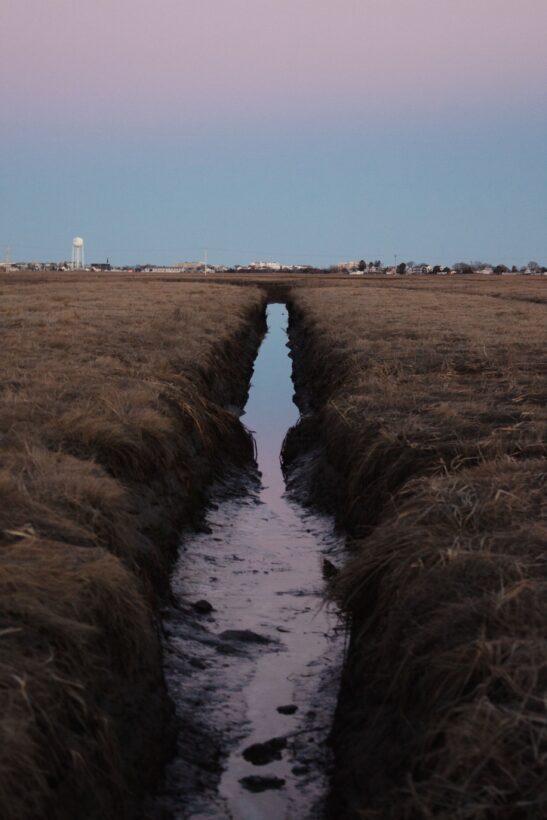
[[2, 271, 547, 820], [287, 279, 547, 817], [0, 274, 265, 820]]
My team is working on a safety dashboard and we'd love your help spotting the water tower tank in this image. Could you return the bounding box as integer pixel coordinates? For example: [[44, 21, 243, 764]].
[[71, 237, 85, 269]]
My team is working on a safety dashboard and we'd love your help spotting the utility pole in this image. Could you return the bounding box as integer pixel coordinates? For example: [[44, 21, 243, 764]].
[[204, 248, 208, 275], [4, 244, 11, 270], [394, 254, 398, 270]]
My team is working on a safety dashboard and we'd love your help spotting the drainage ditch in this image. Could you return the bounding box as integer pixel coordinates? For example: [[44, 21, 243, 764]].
[[155, 303, 345, 820]]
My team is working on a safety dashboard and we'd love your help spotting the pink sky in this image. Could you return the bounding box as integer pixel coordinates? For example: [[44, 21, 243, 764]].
[[2, 0, 546, 129]]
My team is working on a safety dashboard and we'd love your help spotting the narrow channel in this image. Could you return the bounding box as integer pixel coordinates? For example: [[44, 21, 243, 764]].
[[157, 303, 345, 820]]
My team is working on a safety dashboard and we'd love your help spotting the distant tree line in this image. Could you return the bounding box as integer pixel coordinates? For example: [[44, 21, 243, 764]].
[[357, 260, 383, 271]]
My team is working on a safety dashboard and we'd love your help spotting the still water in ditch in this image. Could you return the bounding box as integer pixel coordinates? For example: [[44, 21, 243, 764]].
[[158, 304, 345, 820]]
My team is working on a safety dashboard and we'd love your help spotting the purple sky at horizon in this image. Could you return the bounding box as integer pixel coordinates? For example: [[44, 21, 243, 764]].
[[1, 1, 546, 265]]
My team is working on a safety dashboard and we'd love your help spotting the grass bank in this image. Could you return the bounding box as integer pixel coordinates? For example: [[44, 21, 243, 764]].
[[285, 282, 547, 818], [0, 274, 266, 820]]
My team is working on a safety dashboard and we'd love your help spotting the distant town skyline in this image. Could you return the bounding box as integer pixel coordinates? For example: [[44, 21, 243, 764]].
[[1, 1, 546, 267]]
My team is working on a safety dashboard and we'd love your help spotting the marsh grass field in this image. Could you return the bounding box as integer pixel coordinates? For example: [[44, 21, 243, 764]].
[[0, 273, 265, 820], [287, 278, 547, 818], [0, 270, 546, 819]]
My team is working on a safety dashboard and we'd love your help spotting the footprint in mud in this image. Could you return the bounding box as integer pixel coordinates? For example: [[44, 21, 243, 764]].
[[218, 629, 279, 646], [243, 736, 287, 766], [240, 774, 286, 793], [277, 704, 298, 715], [192, 599, 215, 615], [215, 629, 281, 656]]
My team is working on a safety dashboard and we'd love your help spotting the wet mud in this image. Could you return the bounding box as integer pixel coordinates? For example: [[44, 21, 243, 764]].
[[156, 304, 345, 820]]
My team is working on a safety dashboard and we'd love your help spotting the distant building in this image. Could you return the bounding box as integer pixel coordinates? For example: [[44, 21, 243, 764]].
[[336, 260, 360, 271], [248, 261, 284, 271], [175, 261, 206, 271]]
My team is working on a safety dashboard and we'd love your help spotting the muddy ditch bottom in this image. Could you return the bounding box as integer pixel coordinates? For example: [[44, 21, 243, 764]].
[[154, 304, 345, 820]]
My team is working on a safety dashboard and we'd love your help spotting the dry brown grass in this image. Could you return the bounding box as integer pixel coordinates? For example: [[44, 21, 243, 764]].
[[291, 284, 546, 529], [288, 281, 547, 818], [0, 273, 266, 819]]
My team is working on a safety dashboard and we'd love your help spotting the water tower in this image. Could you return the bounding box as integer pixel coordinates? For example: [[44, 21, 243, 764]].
[[71, 237, 85, 269]]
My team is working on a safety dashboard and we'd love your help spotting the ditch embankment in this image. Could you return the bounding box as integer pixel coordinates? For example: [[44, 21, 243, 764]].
[[0, 279, 267, 820], [284, 285, 547, 819]]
